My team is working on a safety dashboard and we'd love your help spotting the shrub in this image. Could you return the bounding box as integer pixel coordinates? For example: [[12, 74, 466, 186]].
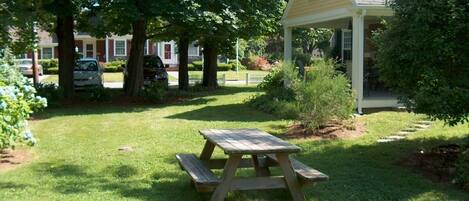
[[46, 67, 59, 75], [191, 61, 203, 71], [218, 63, 232, 71], [85, 86, 112, 102], [295, 60, 355, 130], [248, 63, 299, 119], [0, 59, 47, 149], [293, 53, 313, 67], [40, 59, 58, 74], [141, 82, 168, 102], [35, 83, 63, 107], [104, 60, 125, 72], [228, 60, 247, 71], [187, 64, 196, 71], [375, 0, 469, 126], [242, 55, 271, 70]]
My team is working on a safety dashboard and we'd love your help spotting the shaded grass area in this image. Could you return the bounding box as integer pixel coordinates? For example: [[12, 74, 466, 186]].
[[0, 86, 468, 201]]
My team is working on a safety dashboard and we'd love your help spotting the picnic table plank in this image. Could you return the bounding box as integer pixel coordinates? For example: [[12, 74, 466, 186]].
[[199, 129, 301, 154]]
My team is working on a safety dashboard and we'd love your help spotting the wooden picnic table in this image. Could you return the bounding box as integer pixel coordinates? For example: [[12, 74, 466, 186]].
[[176, 129, 328, 201]]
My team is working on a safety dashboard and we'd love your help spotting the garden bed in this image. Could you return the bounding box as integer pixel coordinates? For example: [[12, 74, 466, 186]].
[[0, 149, 33, 172]]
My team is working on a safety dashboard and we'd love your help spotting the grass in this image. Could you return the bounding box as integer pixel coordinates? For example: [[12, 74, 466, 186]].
[[43, 72, 123, 83], [168, 70, 270, 82], [1, 86, 468, 201]]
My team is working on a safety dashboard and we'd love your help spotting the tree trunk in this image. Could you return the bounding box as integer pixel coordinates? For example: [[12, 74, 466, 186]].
[[56, 13, 75, 98], [124, 18, 146, 96], [177, 37, 189, 90], [202, 42, 218, 88]]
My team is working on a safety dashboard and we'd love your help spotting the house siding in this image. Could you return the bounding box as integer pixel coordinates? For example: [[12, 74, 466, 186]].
[[286, 0, 352, 19], [96, 40, 105, 62]]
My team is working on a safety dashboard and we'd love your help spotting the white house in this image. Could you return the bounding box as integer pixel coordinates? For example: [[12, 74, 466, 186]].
[[282, 0, 396, 113], [20, 31, 201, 67]]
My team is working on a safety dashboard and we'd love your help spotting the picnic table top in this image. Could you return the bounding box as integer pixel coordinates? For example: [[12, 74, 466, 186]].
[[199, 129, 301, 154]]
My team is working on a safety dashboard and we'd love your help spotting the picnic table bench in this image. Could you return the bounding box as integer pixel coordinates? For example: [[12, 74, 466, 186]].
[[176, 129, 328, 201]]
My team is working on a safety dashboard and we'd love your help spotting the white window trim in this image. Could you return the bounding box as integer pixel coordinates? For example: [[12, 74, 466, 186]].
[[41, 47, 54, 59], [114, 39, 127, 56]]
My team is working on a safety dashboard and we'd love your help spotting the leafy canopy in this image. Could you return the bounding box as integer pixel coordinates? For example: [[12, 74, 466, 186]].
[[375, 0, 469, 126]]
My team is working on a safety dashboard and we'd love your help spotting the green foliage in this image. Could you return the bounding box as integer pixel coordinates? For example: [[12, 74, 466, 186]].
[[0, 59, 47, 149], [293, 28, 333, 56], [374, 0, 469, 126], [39, 59, 59, 74], [141, 82, 168, 102], [295, 60, 356, 130], [228, 60, 246, 71], [46, 68, 59, 75], [104, 60, 125, 72], [85, 86, 112, 102], [191, 61, 203, 71], [217, 63, 231, 71], [250, 61, 355, 129], [187, 64, 196, 71], [248, 63, 299, 119], [35, 83, 63, 107]]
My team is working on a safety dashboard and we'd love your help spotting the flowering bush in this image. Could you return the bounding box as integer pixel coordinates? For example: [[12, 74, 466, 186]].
[[0, 59, 47, 149]]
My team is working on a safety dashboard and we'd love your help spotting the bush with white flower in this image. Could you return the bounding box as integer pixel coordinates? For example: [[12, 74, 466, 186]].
[[0, 59, 47, 150]]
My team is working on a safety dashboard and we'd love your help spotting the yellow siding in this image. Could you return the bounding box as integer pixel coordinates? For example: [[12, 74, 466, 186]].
[[286, 0, 353, 19]]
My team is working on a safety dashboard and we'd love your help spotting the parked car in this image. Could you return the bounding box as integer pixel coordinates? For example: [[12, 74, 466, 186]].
[[74, 59, 103, 88], [16, 59, 43, 77], [123, 55, 168, 87]]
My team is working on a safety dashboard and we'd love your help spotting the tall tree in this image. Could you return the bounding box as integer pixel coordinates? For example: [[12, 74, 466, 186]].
[[82, 0, 160, 96], [1, 0, 82, 98], [196, 0, 286, 88], [147, 0, 202, 90], [375, 0, 469, 125]]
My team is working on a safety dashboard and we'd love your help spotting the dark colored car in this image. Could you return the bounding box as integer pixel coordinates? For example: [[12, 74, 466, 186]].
[[123, 55, 168, 86]]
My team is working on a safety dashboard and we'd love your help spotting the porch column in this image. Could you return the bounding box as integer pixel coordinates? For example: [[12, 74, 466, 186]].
[[105, 36, 109, 63], [284, 27, 293, 62], [352, 10, 365, 114]]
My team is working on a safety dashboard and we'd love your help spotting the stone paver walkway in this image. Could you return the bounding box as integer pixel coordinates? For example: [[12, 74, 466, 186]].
[[377, 120, 433, 143]]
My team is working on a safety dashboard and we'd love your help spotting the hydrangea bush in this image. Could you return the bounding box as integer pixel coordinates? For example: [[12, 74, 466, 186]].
[[0, 59, 47, 150]]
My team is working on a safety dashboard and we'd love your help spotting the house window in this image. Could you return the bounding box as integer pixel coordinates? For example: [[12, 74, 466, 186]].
[[164, 44, 171, 60], [114, 39, 127, 56], [342, 30, 352, 61], [42, 47, 53, 59], [144, 40, 150, 55], [85, 44, 94, 58]]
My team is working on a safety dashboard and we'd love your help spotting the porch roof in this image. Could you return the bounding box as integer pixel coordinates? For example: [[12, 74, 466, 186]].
[[282, 0, 393, 28]]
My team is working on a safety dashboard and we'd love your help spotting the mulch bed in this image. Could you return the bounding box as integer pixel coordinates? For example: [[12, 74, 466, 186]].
[[0, 149, 33, 172], [399, 144, 463, 183], [283, 121, 366, 140]]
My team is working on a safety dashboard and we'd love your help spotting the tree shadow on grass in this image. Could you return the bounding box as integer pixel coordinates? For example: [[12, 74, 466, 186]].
[[293, 135, 469, 201], [165, 103, 278, 122], [33, 86, 261, 119]]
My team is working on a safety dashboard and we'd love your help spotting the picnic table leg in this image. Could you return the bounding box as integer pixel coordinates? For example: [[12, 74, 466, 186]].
[[200, 140, 215, 161], [251, 155, 271, 177], [210, 154, 242, 201], [276, 153, 306, 201]]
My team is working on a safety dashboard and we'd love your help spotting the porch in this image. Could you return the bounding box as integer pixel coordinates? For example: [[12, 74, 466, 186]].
[[282, 0, 397, 113]]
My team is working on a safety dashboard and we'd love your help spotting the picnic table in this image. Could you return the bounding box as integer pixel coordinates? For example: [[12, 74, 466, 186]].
[[176, 129, 328, 201]]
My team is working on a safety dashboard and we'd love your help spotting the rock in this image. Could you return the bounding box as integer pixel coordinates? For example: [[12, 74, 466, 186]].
[[118, 146, 134, 152]]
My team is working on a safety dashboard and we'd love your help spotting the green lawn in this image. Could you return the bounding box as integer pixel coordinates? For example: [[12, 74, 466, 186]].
[[1, 86, 468, 201], [168, 70, 270, 82], [43, 73, 123, 83]]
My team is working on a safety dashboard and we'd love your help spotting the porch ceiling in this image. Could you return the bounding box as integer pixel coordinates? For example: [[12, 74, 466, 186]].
[[282, 0, 392, 28]]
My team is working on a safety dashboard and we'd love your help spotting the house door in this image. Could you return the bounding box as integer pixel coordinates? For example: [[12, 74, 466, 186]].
[[83, 42, 95, 59]]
